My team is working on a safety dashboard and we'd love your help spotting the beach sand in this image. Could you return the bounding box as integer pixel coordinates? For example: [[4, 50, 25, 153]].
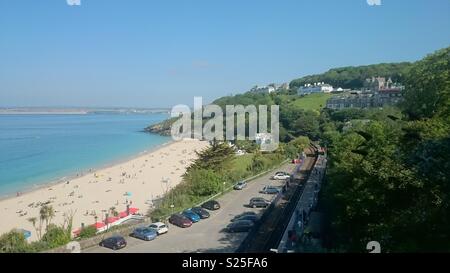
[[0, 139, 209, 241]]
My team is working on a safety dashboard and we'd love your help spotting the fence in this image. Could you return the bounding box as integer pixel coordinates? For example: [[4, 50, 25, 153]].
[[276, 152, 327, 253]]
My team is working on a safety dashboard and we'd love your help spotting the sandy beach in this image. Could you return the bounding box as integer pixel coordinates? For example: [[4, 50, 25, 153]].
[[0, 139, 209, 241]]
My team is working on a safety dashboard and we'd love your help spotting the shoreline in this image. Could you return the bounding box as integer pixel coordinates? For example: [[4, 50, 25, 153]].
[[0, 139, 175, 202], [0, 138, 209, 241]]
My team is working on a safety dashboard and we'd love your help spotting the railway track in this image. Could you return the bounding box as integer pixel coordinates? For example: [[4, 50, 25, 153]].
[[236, 146, 318, 253]]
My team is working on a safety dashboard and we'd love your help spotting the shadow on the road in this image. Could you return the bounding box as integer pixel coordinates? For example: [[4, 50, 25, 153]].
[[183, 229, 248, 253]]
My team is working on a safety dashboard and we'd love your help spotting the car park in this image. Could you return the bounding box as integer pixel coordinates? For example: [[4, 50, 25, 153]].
[[132, 227, 158, 241], [99, 235, 127, 250], [148, 222, 169, 235], [260, 185, 281, 194], [201, 200, 221, 210], [226, 220, 255, 233], [231, 214, 260, 223], [233, 181, 247, 190], [249, 197, 270, 208], [169, 213, 193, 228], [191, 207, 210, 219], [182, 209, 201, 223]]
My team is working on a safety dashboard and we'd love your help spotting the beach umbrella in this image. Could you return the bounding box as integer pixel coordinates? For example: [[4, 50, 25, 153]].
[[15, 229, 31, 240], [92, 222, 106, 229], [106, 216, 119, 224], [118, 211, 128, 218], [128, 207, 139, 214]]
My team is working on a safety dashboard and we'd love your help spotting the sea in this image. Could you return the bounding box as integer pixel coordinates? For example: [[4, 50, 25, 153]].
[[0, 113, 170, 196]]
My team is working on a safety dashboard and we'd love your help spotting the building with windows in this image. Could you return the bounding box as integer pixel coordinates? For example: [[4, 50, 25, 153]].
[[297, 82, 334, 95], [326, 89, 403, 109], [250, 85, 276, 94], [364, 76, 404, 92]]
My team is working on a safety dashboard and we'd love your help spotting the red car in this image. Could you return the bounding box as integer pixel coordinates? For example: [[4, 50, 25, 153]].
[[169, 213, 193, 228]]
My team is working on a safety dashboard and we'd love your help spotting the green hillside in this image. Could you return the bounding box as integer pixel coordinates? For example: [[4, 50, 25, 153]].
[[290, 62, 413, 89]]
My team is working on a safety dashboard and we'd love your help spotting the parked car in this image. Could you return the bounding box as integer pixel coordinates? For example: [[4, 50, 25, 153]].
[[182, 209, 201, 223], [148, 222, 169, 235], [191, 207, 210, 219], [260, 185, 281, 194], [132, 227, 158, 241], [231, 214, 260, 223], [226, 220, 255, 233], [233, 181, 247, 190], [249, 197, 270, 208], [231, 211, 258, 222], [169, 213, 193, 228], [201, 200, 220, 210], [99, 235, 127, 250], [272, 172, 290, 180]]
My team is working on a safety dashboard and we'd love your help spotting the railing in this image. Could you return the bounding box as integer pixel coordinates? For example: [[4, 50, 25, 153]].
[[276, 151, 327, 253], [236, 147, 317, 253]]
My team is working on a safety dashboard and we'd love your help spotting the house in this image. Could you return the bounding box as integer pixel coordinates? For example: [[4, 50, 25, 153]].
[[250, 85, 276, 94], [364, 76, 404, 92], [326, 89, 403, 109], [298, 82, 334, 95]]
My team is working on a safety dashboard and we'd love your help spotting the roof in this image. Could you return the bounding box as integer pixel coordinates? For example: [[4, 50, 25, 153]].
[[129, 207, 139, 214], [93, 222, 106, 229]]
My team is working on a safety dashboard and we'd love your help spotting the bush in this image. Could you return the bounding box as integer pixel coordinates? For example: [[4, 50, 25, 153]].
[[40, 224, 71, 249], [0, 231, 30, 253], [186, 169, 223, 196], [78, 225, 98, 239]]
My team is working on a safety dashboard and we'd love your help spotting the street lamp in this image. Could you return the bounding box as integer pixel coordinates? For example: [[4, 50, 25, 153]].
[[170, 204, 174, 214]]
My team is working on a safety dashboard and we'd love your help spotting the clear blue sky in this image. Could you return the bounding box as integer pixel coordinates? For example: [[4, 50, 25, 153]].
[[0, 0, 449, 108]]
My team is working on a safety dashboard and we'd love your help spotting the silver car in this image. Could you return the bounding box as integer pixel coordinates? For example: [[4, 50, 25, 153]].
[[233, 181, 247, 190]]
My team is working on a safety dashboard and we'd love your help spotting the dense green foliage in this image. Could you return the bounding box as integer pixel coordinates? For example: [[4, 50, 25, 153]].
[[321, 47, 450, 252], [149, 140, 287, 221], [78, 225, 98, 239], [0, 231, 30, 253], [290, 62, 413, 89], [0, 205, 74, 253], [40, 224, 72, 249]]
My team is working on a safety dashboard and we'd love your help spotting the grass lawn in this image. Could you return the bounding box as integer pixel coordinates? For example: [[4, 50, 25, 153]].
[[231, 153, 253, 174], [288, 93, 332, 111]]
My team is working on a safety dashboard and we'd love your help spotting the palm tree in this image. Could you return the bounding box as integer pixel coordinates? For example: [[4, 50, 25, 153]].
[[27, 217, 40, 240], [47, 205, 55, 227], [109, 207, 118, 217], [39, 205, 55, 231], [39, 207, 47, 235]]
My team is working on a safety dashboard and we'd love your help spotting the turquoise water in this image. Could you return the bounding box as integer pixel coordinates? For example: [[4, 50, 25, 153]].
[[0, 113, 170, 196]]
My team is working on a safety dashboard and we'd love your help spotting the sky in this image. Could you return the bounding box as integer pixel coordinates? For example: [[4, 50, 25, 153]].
[[0, 0, 449, 108]]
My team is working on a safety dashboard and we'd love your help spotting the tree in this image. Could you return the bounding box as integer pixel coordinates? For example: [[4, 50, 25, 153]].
[[27, 217, 40, 240], [0, 231, 29, 253], [78, 225, 97, 239], [186, 169, 223, 196], [40, 224, 71, 249], [248, 150, 266, 174], [294, 110, 320, 139], [290, 62, 412, 90], [185, 139, 235, 176], [39, 205, 55, 232], [401, 47, 450, 120]]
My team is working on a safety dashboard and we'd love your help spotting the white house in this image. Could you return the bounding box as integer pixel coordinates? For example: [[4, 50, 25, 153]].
[[251, 85, 276, 94], [298, 82, 333, 95]]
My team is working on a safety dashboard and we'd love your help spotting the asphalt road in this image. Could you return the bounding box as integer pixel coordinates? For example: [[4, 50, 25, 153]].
[[84, 163, 298, 253]]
